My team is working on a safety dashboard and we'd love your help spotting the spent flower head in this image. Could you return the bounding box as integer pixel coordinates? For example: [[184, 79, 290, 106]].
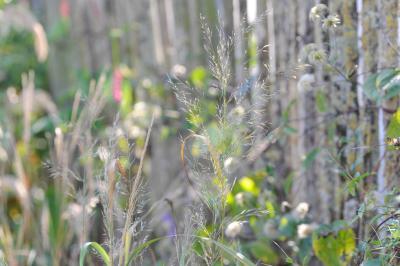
[[309, 4, 328, 22], [308, 48, 327, 65], [297, 74, 315, 93]]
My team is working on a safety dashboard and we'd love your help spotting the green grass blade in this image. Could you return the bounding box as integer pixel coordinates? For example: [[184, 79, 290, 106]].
[[126, 237, 166, 265], [79, 242, 111, 266], [198, 237, 256, 266]]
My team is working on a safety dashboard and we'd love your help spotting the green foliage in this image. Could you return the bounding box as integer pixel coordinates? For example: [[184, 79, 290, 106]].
[[198, 237, 256, 266], [189, 66, 208, 88], [362, 259, 381, 266], [245, 240, 279, 265], [79, 242, 111, 266], [387, 108, 400, 139], [0, 29, 47, 88], [46, 186, 68, 262], [363, 68, 400, 103], [120, 79, 134, 115], [345, 172, 370, 196], [0, 0, 14, 9], [48, 19, 71, 43], [315, 90, 328, 113], [312, 228, 356, 266], [303, 148, 320, 169]]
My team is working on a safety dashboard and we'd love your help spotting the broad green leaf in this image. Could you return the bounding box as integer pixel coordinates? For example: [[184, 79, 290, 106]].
[[312, 228, 355, 266], [376, 69, 398, 89], [363, 68, 400, 103], [313, 234, 342, 266], [381, 68, 400, 100], [337, 229, 356, 257], [363, 73, 379, 102], [79, 242, 111, 266], [386, 108, 400, 138]]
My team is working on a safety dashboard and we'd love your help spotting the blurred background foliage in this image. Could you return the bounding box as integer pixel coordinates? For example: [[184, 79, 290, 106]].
[[0, 0, 400, 265]]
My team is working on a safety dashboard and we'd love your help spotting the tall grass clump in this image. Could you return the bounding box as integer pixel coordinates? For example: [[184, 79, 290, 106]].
[[0, 73, 107, 265], [171, 15, 270, 265], [78, 110, 157, 264]]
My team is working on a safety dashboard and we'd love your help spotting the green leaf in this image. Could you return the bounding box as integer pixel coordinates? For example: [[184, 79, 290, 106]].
[[337, 229, 356, 256], [363, 73, 380, 102], [312, 228, 355, 266], [246, 240, 279, 264], [315, 90, 327, 113], [387, 108, 400, 139], [381, 69, 400, 100], [363, 68, 400, 103], [79, 242, 111, 266], [189, 67, 208, 88], [313, 234, 342, 266], [362, 259, 382, 266], [48, 19, 71, 43], [283, 125, 297, 135], [198, 237, 256, 266], [120, 80, 134, 116], [384, 82, 400, 100], [46, 187, 65, 253], [303, 148, 320, 169], [238, 176, 260, 196], [126, 237, 165, 265], [345, 172, 370, 196], [376, 69, 398, 89]]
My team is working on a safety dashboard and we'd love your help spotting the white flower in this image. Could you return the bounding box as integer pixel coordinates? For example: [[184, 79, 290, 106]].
[[297, 223, 317, 239], [97, 146, 110, 162], [322, 14, 341, 31], [225, 221, 243, 238], [294, 202, 309, 219]]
